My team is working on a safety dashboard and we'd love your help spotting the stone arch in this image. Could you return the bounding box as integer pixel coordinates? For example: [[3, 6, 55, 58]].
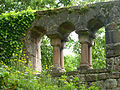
[[85, 12, 120, 71], [58, 21, 75, 39], [87, 18, 105, 35], [24, 0, 120, 73], [86, 17, 106, 69], [46, 21, 75, 73], [76, 17, 106, 70]]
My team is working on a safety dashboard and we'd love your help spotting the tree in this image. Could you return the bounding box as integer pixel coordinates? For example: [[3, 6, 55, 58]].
[[0, 0, 76, 14]]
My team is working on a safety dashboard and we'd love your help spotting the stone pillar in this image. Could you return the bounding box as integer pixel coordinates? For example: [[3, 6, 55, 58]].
[[88, 46, 92, 69], [77, 30, 94, 70], [35, 37, 42, 72], [51, 38, 61, 72], [79, 42, 89, 69], [24, 30, 45, 74], [60, 41, 66, 72], [28, 36, 42, 74], [88, 39, 94, 69]]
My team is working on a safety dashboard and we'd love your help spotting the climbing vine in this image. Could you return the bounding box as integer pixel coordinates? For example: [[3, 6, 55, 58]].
[[0, 10, 35, 64]]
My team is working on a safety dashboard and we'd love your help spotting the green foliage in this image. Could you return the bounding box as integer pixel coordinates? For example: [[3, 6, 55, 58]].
[[0, 0, 77, 14], [64, 55, 80, 71], [41, 36, 53, 68], [66, 35, 81, 54], [0, 0, 109, 89], [0, 10, 35, 64], [65, 28, 106, 70], [0, 61, 100, 89], [92, 28, 106, 69]]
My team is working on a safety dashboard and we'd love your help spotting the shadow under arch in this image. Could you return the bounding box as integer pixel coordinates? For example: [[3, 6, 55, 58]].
[[58, 21, 75, 38], [30, 26, 46, 38], [87, 18, 104, 35]]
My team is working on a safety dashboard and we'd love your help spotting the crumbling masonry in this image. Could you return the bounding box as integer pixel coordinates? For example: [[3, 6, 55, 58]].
[[24, 1, 120, 89]]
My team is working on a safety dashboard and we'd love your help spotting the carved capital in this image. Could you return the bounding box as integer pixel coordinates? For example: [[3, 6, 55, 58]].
[[76, 30, 94, 46], [51, 38, 61, 47]]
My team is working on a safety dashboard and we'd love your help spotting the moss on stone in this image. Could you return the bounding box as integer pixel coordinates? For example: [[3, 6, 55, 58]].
[[89, 4, 97, 8], [79, 6, 90, 14]]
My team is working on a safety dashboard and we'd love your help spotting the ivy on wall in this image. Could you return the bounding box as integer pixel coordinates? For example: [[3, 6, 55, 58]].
[[0, 10, 35, 64]]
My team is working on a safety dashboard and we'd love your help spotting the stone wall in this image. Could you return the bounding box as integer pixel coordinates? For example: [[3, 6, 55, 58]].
[[24, 1, 120, 86], [52, 69, 120, 90]]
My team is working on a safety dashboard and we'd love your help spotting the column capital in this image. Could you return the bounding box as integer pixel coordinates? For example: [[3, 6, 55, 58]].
[[77, 31, 94, 46], [51, 38, 61, 47]]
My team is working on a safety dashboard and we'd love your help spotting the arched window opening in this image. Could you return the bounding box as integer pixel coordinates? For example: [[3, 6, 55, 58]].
[[55, 21, 77, 72], [41, 35, 53, 70], [92, 27, 106, 69], [64, 31, 80, 71]]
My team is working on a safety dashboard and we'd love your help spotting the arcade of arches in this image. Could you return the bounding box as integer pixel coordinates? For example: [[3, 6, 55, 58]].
[[24, 1, 120, 74]]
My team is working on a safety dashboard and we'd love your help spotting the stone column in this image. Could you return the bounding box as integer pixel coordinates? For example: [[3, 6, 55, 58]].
[[24, 30, 44, 74], [35, 37, 42, 72], [51, 38, 61, 72], [88, 39, 94, 69], [79, 42, 89, 69], [28, 36, 42, 74], [88, 46, 92, 68], [77, 30, 94, 70], [60, 41, 66, 72]]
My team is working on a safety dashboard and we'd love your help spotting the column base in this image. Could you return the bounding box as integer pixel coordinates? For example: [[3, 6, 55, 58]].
[[89, 66, 93, 69], [60, 69, 66, 72], [77, 64, 91, 70], [77, 66, 89, 70], [52, 67, 66, 73]]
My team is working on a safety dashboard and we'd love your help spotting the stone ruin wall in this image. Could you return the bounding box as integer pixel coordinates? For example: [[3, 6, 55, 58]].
[[53, 69, 120, 90], [24, 1, 120, 89]]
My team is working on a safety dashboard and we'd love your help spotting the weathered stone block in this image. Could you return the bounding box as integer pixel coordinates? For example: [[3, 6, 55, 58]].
[[95, 80, 105, 89], [106, 58, 114, 70], [79, 74, 86, 81], [109, 73, 120, 79], [117, 79, 120, 87], [111, 87, 120, 90], [106, 56, 120, 71], [106, 44, 120, 58], [85, 74, 98, 81], [104, 79, 117, 89], [106, 31, 120, 44], [97, 73, 107, 80], [114, 65, 120, 72]]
